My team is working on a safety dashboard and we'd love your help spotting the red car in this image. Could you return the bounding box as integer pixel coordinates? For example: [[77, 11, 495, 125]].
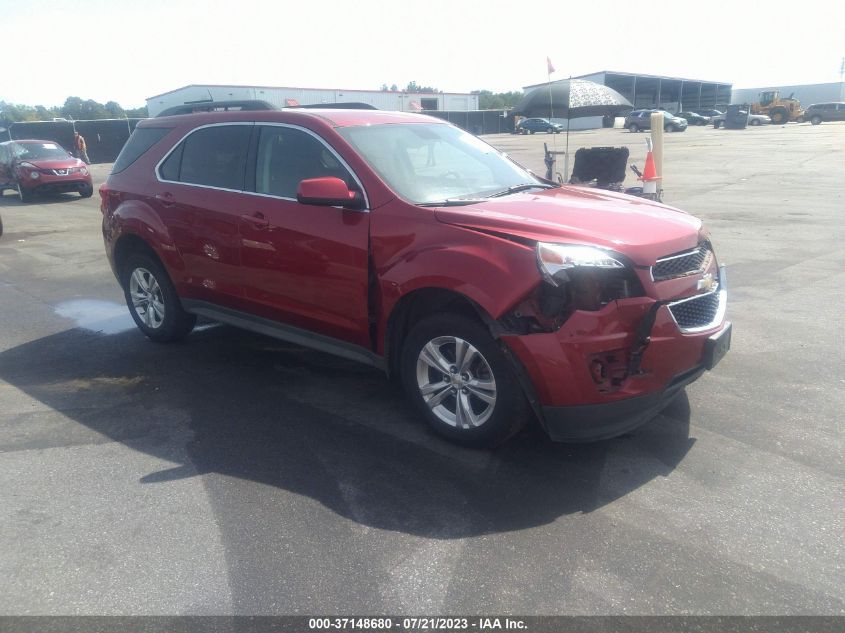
[[0, 139, 94, 202], [100, 107, 731, 446]]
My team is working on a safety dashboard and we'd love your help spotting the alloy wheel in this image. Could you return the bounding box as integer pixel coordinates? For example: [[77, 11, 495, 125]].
[[415, 336, 497, 429], [129, 267, 166, 329]]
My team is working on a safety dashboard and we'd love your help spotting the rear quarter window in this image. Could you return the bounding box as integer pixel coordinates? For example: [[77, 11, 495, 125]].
[[112, 127, 172, 174]]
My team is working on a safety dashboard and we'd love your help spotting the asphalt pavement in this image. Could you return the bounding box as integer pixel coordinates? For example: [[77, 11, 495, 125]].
[[0, 124, 842, 615]]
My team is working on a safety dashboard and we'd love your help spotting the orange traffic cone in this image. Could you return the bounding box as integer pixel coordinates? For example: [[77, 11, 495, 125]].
[[640, 147, 661, 195]]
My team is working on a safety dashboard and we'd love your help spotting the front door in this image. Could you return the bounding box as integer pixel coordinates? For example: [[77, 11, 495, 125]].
[[239, 124, 371, 348]]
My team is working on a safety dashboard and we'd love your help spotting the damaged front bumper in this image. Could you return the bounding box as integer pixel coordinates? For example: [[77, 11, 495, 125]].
[[501, 266, 731, 442]]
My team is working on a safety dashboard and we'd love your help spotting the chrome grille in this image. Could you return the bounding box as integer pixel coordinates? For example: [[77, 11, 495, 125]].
[[51, 168, 71, 176], [653, 241, 712, 281], [668, 289, 723, 331]]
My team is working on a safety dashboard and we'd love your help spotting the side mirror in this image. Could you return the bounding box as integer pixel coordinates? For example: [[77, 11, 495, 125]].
[[296, 177, 364, 210]]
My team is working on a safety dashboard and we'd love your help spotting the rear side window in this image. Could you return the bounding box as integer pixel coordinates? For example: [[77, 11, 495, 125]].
[[169, 125, 251, 190], [112, 127, 171, 174]]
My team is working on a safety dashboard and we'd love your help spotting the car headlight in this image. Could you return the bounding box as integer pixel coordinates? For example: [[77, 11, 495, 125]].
[[537, 243, 624, 283], [536, 243, 642, 315], [80, 167, 89, 176], [30, 171, 40, 179]]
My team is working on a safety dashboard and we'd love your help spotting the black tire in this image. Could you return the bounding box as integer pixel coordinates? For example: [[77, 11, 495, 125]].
[[400, 314, 530, 447], [750, 119, 760, 126], [121, 251, 196, 342], [713, 120, 722, 129], [79, 184, 94, 198], [810, 115, 822, 125], [546, 127, 554, 134], [628, 123, 639, 133], [529, 130, 535, 134], [770, 108, 788, 124]]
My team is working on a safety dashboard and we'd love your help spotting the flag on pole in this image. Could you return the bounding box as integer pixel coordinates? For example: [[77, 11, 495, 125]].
[[547, 57, 555, 75]]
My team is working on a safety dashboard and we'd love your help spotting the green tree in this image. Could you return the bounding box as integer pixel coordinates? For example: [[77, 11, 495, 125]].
[[471, 90, 523, 110], [104, 101, 125, 118], [405, 81, 438, 93], [125, 106, 148, 118]]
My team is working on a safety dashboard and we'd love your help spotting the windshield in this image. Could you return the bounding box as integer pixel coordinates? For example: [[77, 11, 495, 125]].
[[13, 142, 70, 161], [338, 123, 543, 204]]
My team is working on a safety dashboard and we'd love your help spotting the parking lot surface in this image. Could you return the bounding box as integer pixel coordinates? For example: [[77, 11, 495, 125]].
[[0, 124, 843, 615]]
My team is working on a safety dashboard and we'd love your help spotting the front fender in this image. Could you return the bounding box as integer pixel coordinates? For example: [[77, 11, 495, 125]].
[[375, 220, 541, 342]]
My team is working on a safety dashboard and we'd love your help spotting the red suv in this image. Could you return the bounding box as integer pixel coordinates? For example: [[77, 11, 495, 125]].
[[101, 107, 731, 446], [0, 139, 94, 201]]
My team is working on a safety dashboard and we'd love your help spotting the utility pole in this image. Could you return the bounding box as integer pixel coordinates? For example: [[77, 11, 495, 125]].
[[840, 57, 844, 81]]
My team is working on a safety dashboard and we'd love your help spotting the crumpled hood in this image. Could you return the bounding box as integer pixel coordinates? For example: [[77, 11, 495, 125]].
[[434, 186, 703, 265]]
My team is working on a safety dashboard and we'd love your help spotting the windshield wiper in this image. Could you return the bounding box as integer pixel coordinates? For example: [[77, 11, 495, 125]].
[[487, 183, 557, 198], [418, 198, 485, 207]]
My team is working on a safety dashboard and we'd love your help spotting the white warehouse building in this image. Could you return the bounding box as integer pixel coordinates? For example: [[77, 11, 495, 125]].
[[146, 84, 479, 117]]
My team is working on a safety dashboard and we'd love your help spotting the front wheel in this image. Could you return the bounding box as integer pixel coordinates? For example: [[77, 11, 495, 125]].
[[401, 314, 530, 447], [810, 115, 822, 125], [79, 184, 94, 198], [628, 123, 639, 133], [770, 108, 788, 124], [750, 119, 761, 126], [121, 252, 196, 342]]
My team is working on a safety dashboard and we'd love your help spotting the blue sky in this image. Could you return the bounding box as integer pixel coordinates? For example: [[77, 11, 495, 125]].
[[3, 0, 843, 108]]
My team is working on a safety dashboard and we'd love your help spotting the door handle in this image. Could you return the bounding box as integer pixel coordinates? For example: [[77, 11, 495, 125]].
[[240, 212, 269, 229], [155, 192, 175, 207]]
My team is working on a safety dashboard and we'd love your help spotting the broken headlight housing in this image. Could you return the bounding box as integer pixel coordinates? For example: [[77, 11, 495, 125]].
[[536, 242, 644, 315]]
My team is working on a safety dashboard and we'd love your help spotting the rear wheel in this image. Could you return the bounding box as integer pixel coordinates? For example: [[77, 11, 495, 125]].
[[750, 118, 761, 126], [401, 314, 530, 447], [628, 123, 639, 133], [810, 115, 822, 125], [121, 252, 196, 342]]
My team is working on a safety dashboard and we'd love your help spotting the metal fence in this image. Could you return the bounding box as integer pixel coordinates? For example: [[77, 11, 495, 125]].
[[6, 119, 144, 164], [421, 110, 514, 135], [3, 110, 514, 165]]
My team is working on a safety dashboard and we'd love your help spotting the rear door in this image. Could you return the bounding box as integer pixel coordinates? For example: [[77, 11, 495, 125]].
[[154, 123, 253, 309], [239, 124, 371, 348]]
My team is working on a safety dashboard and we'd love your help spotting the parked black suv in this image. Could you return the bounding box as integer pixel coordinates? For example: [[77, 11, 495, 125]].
[[803, 103, 845, 125]]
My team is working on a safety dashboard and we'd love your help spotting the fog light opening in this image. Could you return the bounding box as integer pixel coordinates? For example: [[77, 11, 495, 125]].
[[590, 359, 607, 384]]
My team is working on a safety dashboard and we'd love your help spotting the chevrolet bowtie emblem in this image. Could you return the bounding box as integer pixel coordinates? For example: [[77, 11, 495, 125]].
[[697, 273, 717, 292]]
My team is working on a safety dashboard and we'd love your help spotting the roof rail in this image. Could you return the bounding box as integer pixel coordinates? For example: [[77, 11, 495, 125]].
[[155, 100, 279, 117], [292, 102, 378, 110]]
